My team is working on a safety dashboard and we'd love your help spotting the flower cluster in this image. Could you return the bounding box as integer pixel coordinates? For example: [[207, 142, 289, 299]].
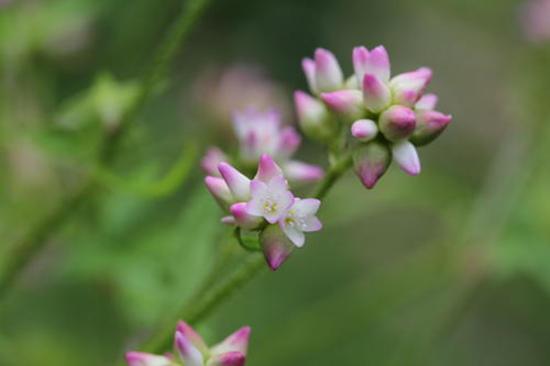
[[520, 0, 550, 43], [294, 46, 452, 188], [126, 321, 250, 366], [202, 108, 324, 185], [205, 154, 322, 270]]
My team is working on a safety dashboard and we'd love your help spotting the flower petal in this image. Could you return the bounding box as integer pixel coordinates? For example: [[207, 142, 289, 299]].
[[230, 203, 262, 229], [302, 57, 317, 94], [205, 176, 233, 208], [207, 352, 246, 366], [415, 93, 438, 110], [255, 154, 284, 183], [218, 162, 251, 202], [282, 161, 324, 183], [175, 330, 205, 366], [125, 352, 172, 366], [392, 140, 421, 176], [201, 147, 227, 177], [211, 326, 251, 356], [260, 224, 295, 270], [362, 74, 391, 113], [314, 48, 344, 92]]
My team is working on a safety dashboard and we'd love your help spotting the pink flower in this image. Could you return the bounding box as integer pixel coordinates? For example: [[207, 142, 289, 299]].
[[351, 119, 378, 142], [378, 105, 416, 142], [246, 175, 294, 224], [279, 198, 322, 247], [520, 0, 550, 43], [352, 142, 391, 189], [201, 147, 228, 177], [303, 48, 345, 93], [126, 322, 250, 366]]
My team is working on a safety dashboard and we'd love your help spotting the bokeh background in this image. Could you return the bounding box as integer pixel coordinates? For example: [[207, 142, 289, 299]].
[[1, 0, 550, 365]]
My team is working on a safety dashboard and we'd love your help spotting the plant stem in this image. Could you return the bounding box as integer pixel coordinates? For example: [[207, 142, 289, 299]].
[[129, 254, 265, 360], [0, 0, 213, 301], [313, 153, 353, 199]]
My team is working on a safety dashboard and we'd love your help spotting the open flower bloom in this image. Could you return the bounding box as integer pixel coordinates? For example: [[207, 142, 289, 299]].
[[202, 108, 323, 184], [279, 198, 322, 247], [126, 321, 251, 366]]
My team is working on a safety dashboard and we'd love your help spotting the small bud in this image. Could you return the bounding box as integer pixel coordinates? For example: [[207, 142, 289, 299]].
[[392, 140, 421, 176], [282, 161, 324, 183], [260, 224, 295, 271], [302, 58, 317, 94], [415, 93, 438, 110], [353, 142, 391, 189], [351, 119, 378, 142], [278, 127, 301, 159], [205, 176, 233, 208], [218, 162, 251, 202], [362, 74, 391, 113], [294, 90, 333, 141], [378, 105, 416, 141], [353, 45, 390, 85], [390, 67, 432, 107], [201, 147, 227, 177], [175, 330, 205, 366], [211, 326, 251, 356], [314, 48, 344, 92], [410, 110, 452, 146], [320, 89, 364, 121], [208, 352, 246, 366], [230, 202, 263, 229], [254, 154, 284, 183], [125, 352, 172, 366]]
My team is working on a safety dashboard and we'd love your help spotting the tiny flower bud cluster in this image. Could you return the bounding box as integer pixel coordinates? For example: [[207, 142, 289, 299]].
[[202, 108, 324, 185], [126, 321, 250, 366], [205, 154, 322, 270], [295, 46, 452, 189]]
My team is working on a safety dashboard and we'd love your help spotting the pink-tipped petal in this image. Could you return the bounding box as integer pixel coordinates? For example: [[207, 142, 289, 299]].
[[255, 154, 284, 183], [378, 105, 416, 142], [352, 142, 391, 189], [277, 127, 301, 159], [282, 161, 324, 183], [230, 202, 262, 229], [211, 326, 251, 356], [320, 90, 364, 120], [415, 93, 438, 110], [201, 147, 227, 177], [205, 176, 233, 208], [260, 224, 295, 270], [207, 352, 246, 366], [218, 162, 251, 202], [314, 48, 344, 92], [362, 74, 391, 113], [410, 110, 452, 146], [351, 119, 378, 142], [175, 331, 205, 366], [175, 321, 208, 354], [390, 67, 433, 107], [293, 90, 332, 140], [353, 45, 391, 85], [125, 352, 172, 366], [302, 58, 317, 94], [392, 140, 421, 176]]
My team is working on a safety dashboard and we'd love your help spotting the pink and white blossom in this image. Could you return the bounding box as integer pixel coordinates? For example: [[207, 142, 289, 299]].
[[279, 198, 322, 247], [378, 105, 416, 142], [246, 175, 294, 224], [351, 119, 378, 142], [392, 140, 421, 176], [126, 322, 250, 366]]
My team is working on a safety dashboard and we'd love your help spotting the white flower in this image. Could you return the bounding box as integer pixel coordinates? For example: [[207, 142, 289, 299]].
[[279, 198, 322, 247]]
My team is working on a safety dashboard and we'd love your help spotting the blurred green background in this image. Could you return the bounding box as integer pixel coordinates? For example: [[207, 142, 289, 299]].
[[1, 0, 550, 365]]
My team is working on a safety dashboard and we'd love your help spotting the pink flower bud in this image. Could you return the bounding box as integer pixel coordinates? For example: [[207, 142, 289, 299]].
[[410, 110, 452, 146], [175, 329, 205, 366], [260, 224, 295, 270], [378, 105, 416, 141], [282, 160, 324, 183], [125, 352, 172, 366], [390, 67, 432, 107], [362, 74, 391, 113], [353, 45, 391, 85], [201, 147, 227, 177], [302, 58, 318, 94], [208, 352, 246, 366], [392, 140, 421, 176], [205, 176, 233, 208], [230, 202, 263, 229], [351, 119, 378, 142], [320, 89, 364, 120], [218, 162, 251, 202], [415, 93, 438, 110], [294, 90, 332, 141], [254, 154, 284, 183], [277, 127, 301, 159], [352, 142, 391, 189], [210, 326, 251, 356], [314, 48, 344, 92]]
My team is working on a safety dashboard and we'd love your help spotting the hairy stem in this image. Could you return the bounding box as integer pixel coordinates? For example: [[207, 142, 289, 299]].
[[0, 0, 213, 300]]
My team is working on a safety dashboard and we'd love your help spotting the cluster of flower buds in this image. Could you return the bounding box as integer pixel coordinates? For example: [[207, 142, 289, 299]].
[[202, 108, 324, 185], [294, 46, 452, 188], [520, 0, 550, 43], [126, 321, 250, 366], [205, 154, 322, 270]]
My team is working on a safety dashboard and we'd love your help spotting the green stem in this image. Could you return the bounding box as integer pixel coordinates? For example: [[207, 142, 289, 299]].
[[134, 254, 265, 359], [313, 153, 353, 199], [0, 0, 213, 301]]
